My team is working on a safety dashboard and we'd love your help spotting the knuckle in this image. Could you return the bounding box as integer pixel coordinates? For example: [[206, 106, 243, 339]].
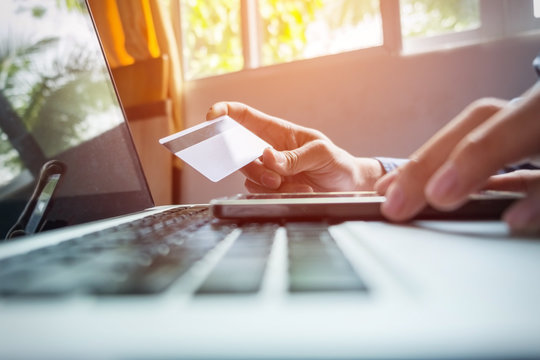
[[309, 129, 329, 141], [311, 139, 332, 155], [284, 151, 299, 171], [467, 97, 504, 119], [292, 128, 326, 148]]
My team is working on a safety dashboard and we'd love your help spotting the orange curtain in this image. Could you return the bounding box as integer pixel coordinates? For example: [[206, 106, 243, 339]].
[[148, 0, 184, 133], [87, 0, 183, 132]]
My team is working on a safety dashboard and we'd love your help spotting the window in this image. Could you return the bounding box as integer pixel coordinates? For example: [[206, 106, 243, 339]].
[[400, 0, 480, 39], [400, 0, 481, 52], [180, 0, 243, 80], [180, 0, 383, 80], [259, 0, 382, 66], [178, 0, 540, 80]]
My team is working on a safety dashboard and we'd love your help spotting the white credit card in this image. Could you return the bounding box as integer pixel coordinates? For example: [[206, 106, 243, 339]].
[[159, 115, 271, 182]]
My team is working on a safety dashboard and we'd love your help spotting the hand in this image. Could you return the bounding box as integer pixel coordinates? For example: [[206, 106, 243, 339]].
[[206, 102, 384, 193], [375, 86, 540, 233], [484, 170, 540, 232]]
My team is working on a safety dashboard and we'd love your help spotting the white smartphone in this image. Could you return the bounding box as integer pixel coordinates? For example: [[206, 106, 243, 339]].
[[210, 191, 523, 221]]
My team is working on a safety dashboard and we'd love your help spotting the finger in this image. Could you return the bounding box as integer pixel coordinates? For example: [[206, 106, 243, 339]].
[[374, 170, 398, 194], [206, 102, 230, 120], [504, 198, 540, 233], [205, 101, 275, 132], [240, 160, 282, 190], [279, 183, 314, 193], [503, 176, 540, 233], [483, 170, 538, 192], [381, 98, 506, 220], [262, 140, 334, 177], [207, 102, 265, 126], [426, 91, 540, 210], [381, 160, 435, 221], [206, 101, 296, 146], [245, 178, 271, 193]]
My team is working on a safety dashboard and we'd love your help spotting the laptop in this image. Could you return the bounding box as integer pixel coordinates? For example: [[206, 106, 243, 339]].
[[1, 1, 540, 359]]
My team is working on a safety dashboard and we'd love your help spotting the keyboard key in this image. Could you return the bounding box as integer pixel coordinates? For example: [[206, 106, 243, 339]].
[[286, 223, 367, 293], [196, 223, 277, 295]]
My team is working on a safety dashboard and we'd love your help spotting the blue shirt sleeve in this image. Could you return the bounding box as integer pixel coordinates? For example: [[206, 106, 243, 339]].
[[374, 157, 539, 175], [374, 157, 409, 173]]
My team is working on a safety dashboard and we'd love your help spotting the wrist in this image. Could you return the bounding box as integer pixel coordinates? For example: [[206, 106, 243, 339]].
[[353, 157, 386, 190]]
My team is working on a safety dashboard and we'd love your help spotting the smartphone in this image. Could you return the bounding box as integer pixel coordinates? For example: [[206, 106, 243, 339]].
[[210, 191, 524, 221]]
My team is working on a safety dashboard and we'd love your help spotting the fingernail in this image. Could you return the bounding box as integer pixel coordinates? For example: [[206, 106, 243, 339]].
[[426, 163, 459, 204], [503, 203, 533, 229], [261, 171, 281, 189], [292, 184, 313, 193], [382, 183, 405, 218]]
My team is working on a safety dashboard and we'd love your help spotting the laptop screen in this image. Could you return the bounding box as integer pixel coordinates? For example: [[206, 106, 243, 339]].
[[0, 0, 153, 237]]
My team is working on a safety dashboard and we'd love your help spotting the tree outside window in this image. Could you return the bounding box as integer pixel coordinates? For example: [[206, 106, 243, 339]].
[[178, 0, 481, 80]]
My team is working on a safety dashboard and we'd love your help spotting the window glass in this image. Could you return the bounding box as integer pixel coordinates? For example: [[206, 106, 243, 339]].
[[259, 0, 382, 66], [401, 0, 480, 38], [180, 0, 243, 80]]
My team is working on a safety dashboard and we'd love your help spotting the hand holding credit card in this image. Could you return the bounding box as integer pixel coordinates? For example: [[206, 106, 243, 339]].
[[159, 115, 271, 182]]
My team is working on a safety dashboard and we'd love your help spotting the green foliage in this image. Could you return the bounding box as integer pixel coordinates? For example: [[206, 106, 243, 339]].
[[0, 37, 59, 95], [322, 0, 379, 29], [55, 0, 86, 13], [260, 0, 379, 65], [17, 46, 103, 157], [0, 1, 116, 184], [31, 6, 47, 18], [259, 0, 323, 65], [31, 71, 119, 157], [0, 37, 59, 177], [181, 0, 243, 80], [401, 0, 480, 38], [181, 0, 379, 77], [0, 128, 20, 180], [180, 0, 480, 79]]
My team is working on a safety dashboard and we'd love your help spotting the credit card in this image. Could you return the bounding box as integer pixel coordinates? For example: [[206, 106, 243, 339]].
[[159, 115, 271, 182]]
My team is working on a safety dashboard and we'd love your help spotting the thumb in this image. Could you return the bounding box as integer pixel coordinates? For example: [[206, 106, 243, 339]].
[[262, 140, 330, 176], [206, 101, 234, 120]]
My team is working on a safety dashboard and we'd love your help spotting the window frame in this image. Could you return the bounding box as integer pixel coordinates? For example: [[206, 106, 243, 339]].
[[174, 0, 540, 82], [402, 0, 540, 53]]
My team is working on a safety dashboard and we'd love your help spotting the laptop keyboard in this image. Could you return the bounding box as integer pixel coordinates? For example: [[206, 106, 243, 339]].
[[0, 206, 226, 296], [196, 223, 277, 294], [287, 223, 367, 293], [0, 207, 367, 297]]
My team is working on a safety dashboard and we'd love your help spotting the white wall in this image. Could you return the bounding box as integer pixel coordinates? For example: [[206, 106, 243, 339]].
[[179, 32, 540, 204]]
